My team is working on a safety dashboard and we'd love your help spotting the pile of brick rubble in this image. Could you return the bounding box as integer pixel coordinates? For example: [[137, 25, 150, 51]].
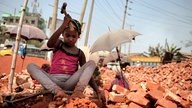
[[0, 59, 191, 108]]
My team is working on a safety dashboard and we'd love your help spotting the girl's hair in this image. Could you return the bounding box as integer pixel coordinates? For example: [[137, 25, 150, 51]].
[[71, 19, 82, 35], [64, 19, 82, 35]]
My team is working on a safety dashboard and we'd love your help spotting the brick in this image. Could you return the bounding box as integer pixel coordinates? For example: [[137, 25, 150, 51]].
[[164, 90, 182, 103], [0, 95, 3, 103], [189, 94, 192, 102], [130, 83, 142, 92], [108, 92, 127, 103], [127, 92, 151, 108], [146, 81, 164, 92], [119, 104, 129, 108], [155, 98, 177, 108], [16, 75, 30, 85], [183, 81, 191, 90], [107, 104, 120, 108], [112, 84, 129, 95], [116, 103, 128, 108], [128, 102, 143, 108], [178, 90, 192, 101], [140, 82, 147, 91], [21, 81, 34, 89], [180, 99, 190, 108], [136, 88, 147, 97], [155, 105, 165, 108], [146, 89, 164, 101]]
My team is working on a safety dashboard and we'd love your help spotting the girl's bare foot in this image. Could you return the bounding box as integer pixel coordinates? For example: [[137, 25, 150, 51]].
[[70, 90, 85, 99], [54, 90, 69, 100]]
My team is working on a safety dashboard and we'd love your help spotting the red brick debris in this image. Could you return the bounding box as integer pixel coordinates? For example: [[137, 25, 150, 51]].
[[0, 55, 192, 108]]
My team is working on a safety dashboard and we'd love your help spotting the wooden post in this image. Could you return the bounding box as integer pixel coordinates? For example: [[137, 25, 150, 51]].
[[8, 0, 28, 92]]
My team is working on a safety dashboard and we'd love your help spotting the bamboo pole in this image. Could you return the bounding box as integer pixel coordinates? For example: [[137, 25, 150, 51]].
[[50, 0, 58, 36], [8, 0, 28, 92], [84, 0, 94, 46]]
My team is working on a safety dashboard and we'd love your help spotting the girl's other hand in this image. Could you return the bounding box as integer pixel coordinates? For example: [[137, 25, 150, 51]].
[[54, 90, 70, 100], [97, 90, 106, 105]]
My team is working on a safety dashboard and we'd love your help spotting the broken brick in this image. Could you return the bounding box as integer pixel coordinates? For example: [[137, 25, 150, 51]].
[[146, 89, 164, 101], [127, 92, 151, 108], [155, 98, 177, 108], [128, 102, 143, 108], [112, 84, 129, 95], [109, 92, 127, 103]]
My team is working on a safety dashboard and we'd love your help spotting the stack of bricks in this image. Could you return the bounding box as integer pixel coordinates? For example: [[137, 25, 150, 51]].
[[124, 59, 192, 93], [104, 83, 191, 108], [100, 59, 192, 107]]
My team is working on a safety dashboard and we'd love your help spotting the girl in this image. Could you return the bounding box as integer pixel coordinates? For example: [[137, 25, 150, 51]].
[[27, 13, 105, 102]]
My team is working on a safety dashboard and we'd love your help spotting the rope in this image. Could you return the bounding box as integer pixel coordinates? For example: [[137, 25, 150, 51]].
[[21, 41, 27, 70]]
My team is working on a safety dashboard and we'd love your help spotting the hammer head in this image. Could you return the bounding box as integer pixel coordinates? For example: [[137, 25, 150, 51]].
[[61, 2, 67, 15]]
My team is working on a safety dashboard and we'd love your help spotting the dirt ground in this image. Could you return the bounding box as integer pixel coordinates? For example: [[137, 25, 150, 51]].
[[0, 55, 50, 75]]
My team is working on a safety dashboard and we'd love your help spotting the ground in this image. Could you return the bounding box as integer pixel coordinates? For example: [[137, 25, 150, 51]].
[[0, 55, 191, 108]]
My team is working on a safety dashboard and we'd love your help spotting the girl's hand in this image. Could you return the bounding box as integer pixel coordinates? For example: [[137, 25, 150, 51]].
[[63, 14, 72, 26], [61, 2, 71, 27]]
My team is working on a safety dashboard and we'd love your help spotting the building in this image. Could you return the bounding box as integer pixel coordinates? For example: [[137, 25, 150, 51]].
[[0, 0, 47, 59], [129, 55, 161, 67], [1, 6, 46, 31]]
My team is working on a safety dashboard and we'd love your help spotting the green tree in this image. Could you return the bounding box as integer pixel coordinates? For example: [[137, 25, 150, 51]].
[[27, 40, 43, 48], [145, 39, 182, 64], [0, 25, 9, 44], [164, 39, 181, 56], [161, 39, 181, 64], [144, 43, 164, 57]]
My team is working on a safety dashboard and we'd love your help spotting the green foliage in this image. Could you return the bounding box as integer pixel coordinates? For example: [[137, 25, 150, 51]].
[[164, 39, 181, 56], [144, 43, 164, 57], [145, 38, 182, 63], [0, 25, 9, 44], [27, 40, 43, 48], [0, 25, 7, 34]]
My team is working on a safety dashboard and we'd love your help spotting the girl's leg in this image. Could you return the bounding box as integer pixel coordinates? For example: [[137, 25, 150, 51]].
[[27, 63, 64, 94], [61, 60, 96, 91]]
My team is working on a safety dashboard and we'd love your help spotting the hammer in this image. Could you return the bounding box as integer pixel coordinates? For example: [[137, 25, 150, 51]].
[[61, 2, 67, 15]]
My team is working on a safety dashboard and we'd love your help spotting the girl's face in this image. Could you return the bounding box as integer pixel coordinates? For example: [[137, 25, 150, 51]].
[[62, 24, 79, 47]]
